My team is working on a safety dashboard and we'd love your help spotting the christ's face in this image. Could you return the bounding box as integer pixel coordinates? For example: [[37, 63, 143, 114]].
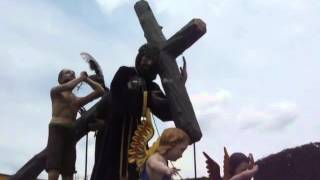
[[137, 55, 158, 81]]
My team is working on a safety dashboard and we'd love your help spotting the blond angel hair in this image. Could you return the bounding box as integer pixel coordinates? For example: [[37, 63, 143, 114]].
[[157, 128, 191, 155]]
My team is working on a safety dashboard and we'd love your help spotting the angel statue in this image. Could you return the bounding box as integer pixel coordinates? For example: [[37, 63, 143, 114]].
[[128, 92, 191, 180], [203, 147, 258, 180]]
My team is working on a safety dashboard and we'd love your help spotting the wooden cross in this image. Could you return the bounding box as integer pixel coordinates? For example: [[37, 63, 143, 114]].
[[135, 0, 206, 142]]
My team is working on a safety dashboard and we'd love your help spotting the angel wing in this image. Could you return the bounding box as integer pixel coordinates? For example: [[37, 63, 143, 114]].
[[248, 153, 255, 169], [223, 147, 231, 180], [128, 109, 154, 168], [203, 152, 223, 180], [128, 91, 156, 172]]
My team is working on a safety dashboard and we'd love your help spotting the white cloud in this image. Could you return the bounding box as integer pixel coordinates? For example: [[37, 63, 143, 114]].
[[185, 90, 301, 177], [236, 101, 299, 131], [192, 89, 232, 114], [191, 90, 299, 134], [96, 0, 130, 14]]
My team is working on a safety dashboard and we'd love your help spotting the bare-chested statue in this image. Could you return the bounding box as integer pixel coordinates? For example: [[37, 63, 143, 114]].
[[46, 69, 105, 180]]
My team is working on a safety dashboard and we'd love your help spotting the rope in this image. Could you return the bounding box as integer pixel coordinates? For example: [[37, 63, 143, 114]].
[[193, 143, 197, 179], [78, 107, 89, 180], [85, 133, 88, 180]]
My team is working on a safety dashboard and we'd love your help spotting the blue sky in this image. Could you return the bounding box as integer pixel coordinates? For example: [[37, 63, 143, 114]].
[[1, 0, 320, 179]]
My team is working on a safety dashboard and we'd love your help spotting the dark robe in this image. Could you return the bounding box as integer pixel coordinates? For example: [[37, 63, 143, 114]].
[[90, 66, 172, 180], [91, 92, 112, 163]]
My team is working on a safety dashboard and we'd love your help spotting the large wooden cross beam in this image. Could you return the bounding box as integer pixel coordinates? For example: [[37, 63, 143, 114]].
[[135, 0, 206, 142]]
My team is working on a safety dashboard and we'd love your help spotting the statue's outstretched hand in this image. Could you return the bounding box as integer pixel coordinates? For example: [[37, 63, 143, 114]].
[[80, 71, 88, 80], [166, 167, 180, 176], [127, 76, 146, 91], [229, 165, 258, 180], [180, 56, 188, 84]]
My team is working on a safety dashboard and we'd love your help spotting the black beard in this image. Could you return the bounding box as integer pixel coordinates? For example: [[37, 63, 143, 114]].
[[142, 71, 157, 81], [137, 67, 157, 81]]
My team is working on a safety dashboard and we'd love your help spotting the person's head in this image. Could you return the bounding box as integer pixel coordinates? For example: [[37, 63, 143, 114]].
[[58, 69, 75, 84], [135, 43, 160, 81], [157, 128, 191, 161], [229, 152, 250, 176]]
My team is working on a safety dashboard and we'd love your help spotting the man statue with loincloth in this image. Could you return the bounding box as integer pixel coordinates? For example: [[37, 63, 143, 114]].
[[46, 69, 105, 180]]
